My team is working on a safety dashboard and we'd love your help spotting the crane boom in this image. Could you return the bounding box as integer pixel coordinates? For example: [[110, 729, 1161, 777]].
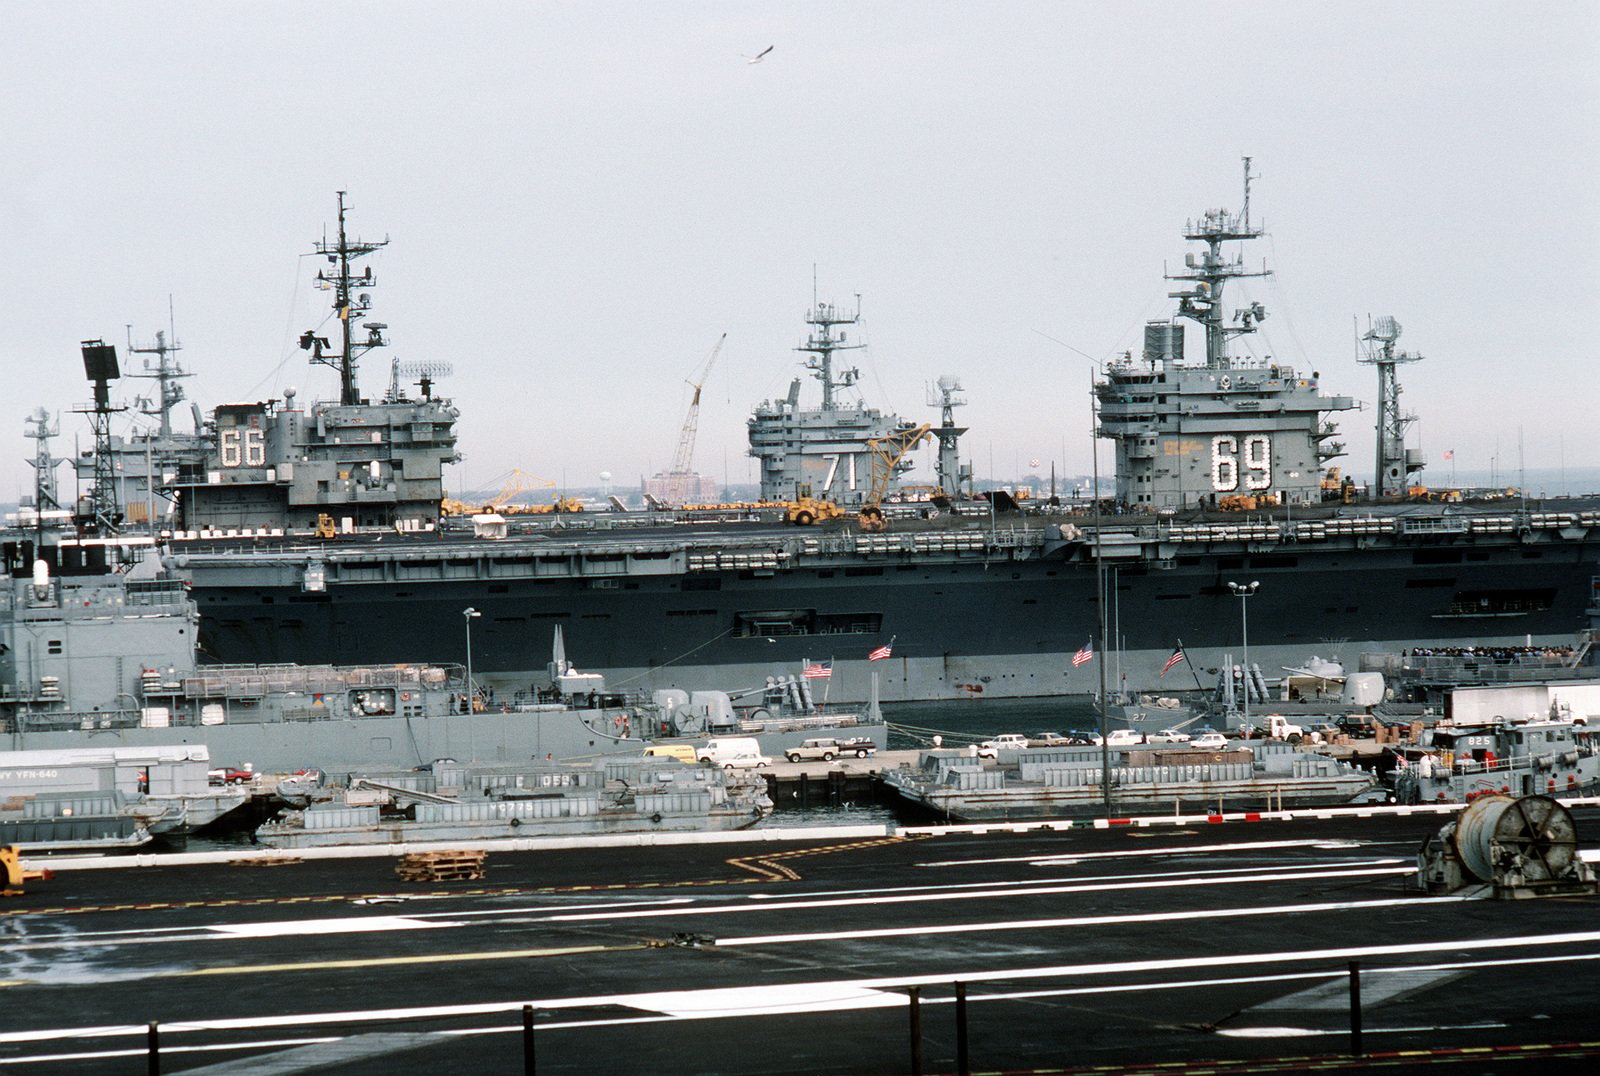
[[664, 333, 727, 507]]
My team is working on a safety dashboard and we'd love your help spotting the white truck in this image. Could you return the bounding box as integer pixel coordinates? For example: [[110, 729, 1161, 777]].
[[695, 737, 773, 770]]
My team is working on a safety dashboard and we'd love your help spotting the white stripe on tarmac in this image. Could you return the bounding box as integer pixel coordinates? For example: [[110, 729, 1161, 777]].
[[4, 928, 1598, 1045], [918, 838, 1368, 868], [714, 895, 1458, 946], [741, 857, 1406, 901], [542, 865, 1415, 922]]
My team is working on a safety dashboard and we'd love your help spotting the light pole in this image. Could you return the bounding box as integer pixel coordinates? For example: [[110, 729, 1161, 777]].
[[1228, 581, 1259, 728], [463, 607, 481, 715]]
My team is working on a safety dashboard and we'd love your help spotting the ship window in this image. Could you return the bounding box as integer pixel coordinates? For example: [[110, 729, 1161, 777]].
[[843, 567, 883, 577], [1440, 588, 1556, 616], [47, 639, 62, 655], [1520, 550, 1544, 559], [667, 609, 717, 617], [1413, 549, 1463, 565], [683, 576, 721, 591]]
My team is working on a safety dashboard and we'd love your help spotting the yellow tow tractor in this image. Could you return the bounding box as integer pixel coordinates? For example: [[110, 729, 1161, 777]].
[[2, 845, 50, 896], [786, 485, 845, 526]]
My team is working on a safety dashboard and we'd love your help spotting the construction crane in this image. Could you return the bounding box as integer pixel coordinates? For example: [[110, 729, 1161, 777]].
[[859, 423, 932, 531], [486, 468, 554, 510], [662, 333, 726, 507]]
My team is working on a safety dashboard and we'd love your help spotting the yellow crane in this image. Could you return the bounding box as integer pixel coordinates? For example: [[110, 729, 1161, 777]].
[[858, 423, 932, 531], [662, 333, 727, 508]]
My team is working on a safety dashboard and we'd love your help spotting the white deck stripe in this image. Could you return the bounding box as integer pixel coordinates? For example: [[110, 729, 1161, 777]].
[[4, 928, 1598, 1044], [542, 865, 1415, 922]]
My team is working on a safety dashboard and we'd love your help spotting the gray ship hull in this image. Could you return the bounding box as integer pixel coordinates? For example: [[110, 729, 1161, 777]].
[[175, 512, 1600, 704]]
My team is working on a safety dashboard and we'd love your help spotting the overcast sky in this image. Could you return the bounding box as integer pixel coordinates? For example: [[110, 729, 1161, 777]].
[[3, 1, 1596, 501]]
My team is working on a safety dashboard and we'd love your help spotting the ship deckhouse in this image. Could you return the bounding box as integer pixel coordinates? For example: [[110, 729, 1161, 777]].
[[1096, 160, 1354, 510]]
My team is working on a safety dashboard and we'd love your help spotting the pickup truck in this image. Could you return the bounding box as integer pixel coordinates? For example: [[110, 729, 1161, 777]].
[[783, 737, 877, 762]]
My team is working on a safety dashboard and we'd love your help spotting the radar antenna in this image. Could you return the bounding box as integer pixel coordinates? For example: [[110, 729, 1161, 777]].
[[75, 340, 126, 533], [386, 359, 454, 402]]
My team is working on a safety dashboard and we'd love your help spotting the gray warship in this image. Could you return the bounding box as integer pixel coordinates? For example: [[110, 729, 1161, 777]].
[[10, 179, 1600, 708]]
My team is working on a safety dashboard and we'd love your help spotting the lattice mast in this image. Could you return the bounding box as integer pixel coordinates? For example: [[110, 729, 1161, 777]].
[[127, 326, 191, 439], [24, 408, 62, 512], [76, 340, 125, 533], [1359, 316, 1425, 497], [300, 191, 390, 405], [797, 297, 863, 410], [1166, 156, 1271, 367]]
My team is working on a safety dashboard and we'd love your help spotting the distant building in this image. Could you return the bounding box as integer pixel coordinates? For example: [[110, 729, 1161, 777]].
[[643, 473, 721, 504]]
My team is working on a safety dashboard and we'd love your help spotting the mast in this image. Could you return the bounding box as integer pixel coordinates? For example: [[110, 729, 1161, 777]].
[[1165, 156, 1270, 368], [127, 327, 191, 439], [796, 297, 863, 411], [927, 376, 969, 497], [1359, 316, 1425, 497], [301, 191, 389, 405], [24, 408, 62, 512]]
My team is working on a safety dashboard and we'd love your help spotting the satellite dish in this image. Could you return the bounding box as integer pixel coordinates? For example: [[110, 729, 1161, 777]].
[[599, 471, 612, 482]]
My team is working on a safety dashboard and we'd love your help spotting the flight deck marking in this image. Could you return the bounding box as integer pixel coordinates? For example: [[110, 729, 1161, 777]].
[[544, 865, 1418, 923], [173, 942, 643, 977], [5, 931, 1600, 1041]]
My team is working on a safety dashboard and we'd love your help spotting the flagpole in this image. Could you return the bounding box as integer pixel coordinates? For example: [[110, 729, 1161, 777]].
[[823, 658, 833, 706], [1091, 369, 1110, 815], [1178, 637, 1205, 693]]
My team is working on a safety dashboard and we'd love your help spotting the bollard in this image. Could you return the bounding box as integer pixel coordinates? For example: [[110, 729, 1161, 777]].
[[955, 980, 969, 1076], [908, 986, 923, 1076], [147, 1021, 159, 1076], [1348, 960, 1363, 1057], [523, 1003, 536, 1074]]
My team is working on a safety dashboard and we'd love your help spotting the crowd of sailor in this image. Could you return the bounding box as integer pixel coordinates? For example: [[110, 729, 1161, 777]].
[[1402, 645, 1577, 661]]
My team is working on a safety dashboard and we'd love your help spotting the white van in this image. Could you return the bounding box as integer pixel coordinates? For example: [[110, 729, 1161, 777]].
[[696, 737, 772, 770]]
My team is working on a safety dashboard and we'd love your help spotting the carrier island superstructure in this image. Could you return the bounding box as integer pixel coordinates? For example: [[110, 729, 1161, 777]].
[[10, 182, 1600, 706]]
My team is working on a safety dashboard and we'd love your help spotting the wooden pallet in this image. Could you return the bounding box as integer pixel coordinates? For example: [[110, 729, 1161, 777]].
[[395, 849, 487, 882]]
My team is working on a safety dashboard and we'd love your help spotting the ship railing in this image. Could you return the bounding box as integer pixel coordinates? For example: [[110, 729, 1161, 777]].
[[1363, 650, 1589, 683], [8, 709, 146, 734], [172, 663, 463, 698], [738, 711, 870, 734]]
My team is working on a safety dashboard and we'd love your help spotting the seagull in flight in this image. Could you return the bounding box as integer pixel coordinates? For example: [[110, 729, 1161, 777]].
[[744, 45, 774, 64]]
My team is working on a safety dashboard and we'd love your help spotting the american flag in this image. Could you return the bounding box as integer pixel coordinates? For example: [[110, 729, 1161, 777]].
[[802, 660, 832, 679], [1442, 450, 1454, 460], [1071, 640, 1093, 667], [868, 643, 893, 661], [1160, 646, 1185, 677]]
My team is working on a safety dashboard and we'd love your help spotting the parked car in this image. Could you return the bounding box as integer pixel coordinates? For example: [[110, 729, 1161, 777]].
[[977, 733, 1031, 758], [1190, 730, 1228, 750], [1026, 731, 1073, 747], [1145, 728, 1192, 744], [1088, 729, 1145, 747], [784, 737, 876, 762]]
